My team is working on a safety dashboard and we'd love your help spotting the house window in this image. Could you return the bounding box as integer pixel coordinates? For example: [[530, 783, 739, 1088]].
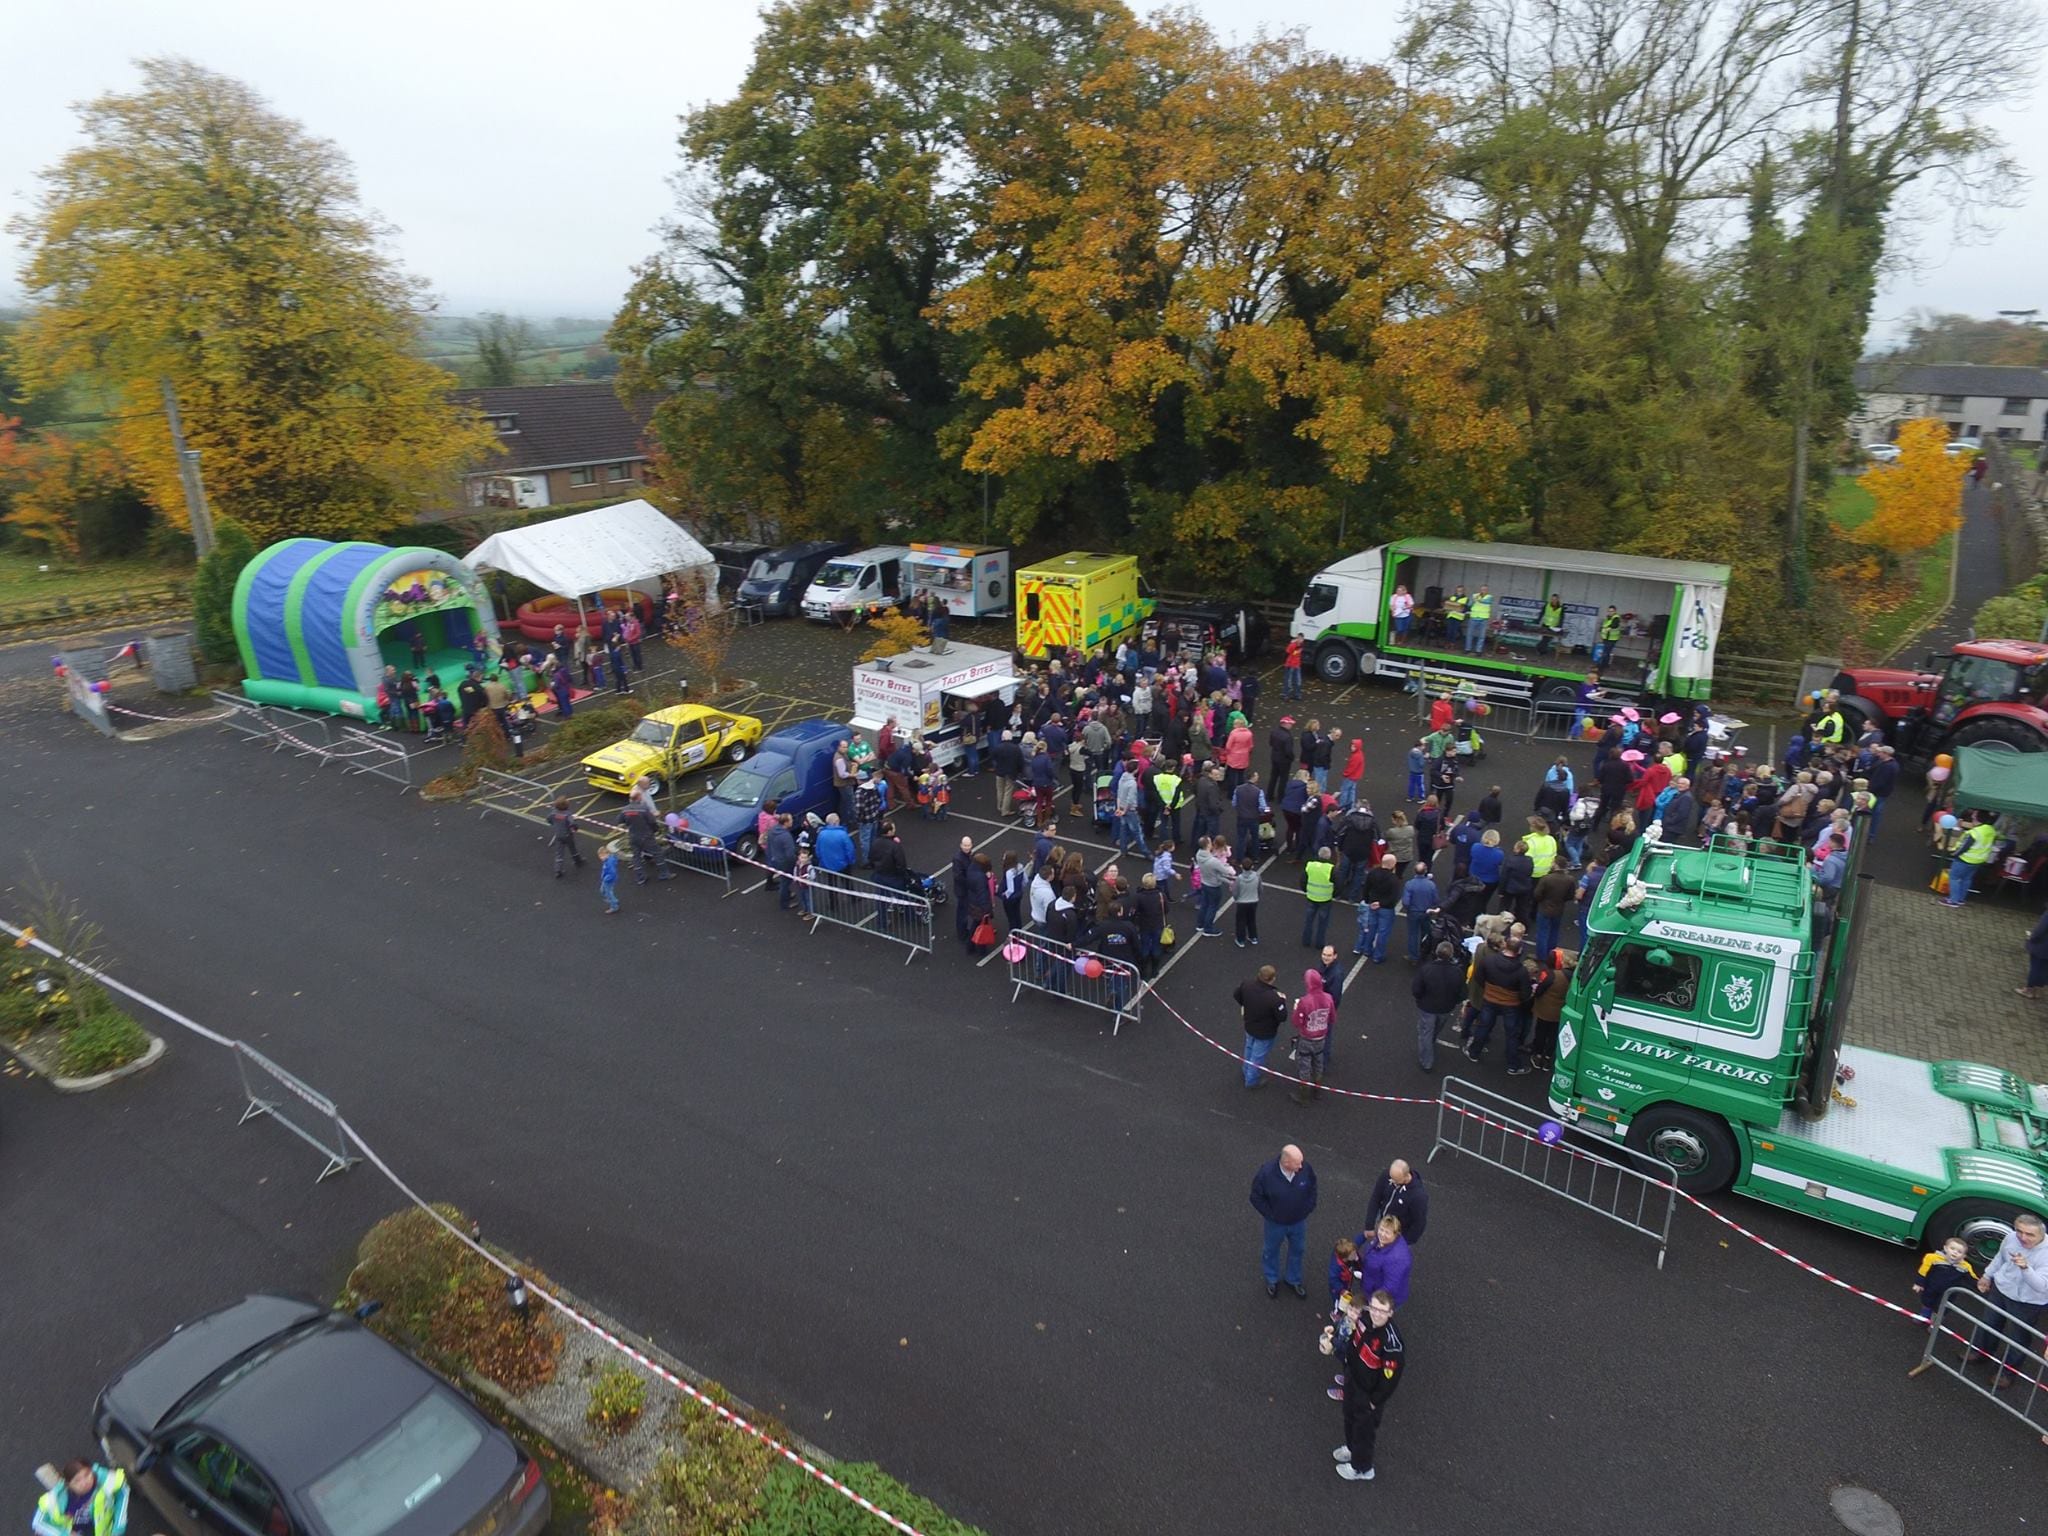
[[2005, 397, 2031, 415], [609, 462, 637, 481], [571, 467, 598, 487], [1936, 394, 1966, 412], [487, 413, 518, 434]]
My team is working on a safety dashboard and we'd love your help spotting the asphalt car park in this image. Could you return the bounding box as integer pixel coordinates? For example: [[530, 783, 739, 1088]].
[[2, 643, 2040, 1536]]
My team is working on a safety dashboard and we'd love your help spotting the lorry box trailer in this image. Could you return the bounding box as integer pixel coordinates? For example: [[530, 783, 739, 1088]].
[[1292, 538, 1728, 703]]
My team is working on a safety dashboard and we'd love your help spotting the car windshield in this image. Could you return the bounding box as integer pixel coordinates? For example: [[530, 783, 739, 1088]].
[[303, 1393, 484, 1536], [813, 561, 861, 589], [746, 558, 793, 582], [629, 719, 671, 746], [709, 763, 774, 807]]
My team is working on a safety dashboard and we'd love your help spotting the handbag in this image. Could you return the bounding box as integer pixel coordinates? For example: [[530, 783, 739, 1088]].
[[971, 915, 997, 948], [1161, 924, 1176, 947]]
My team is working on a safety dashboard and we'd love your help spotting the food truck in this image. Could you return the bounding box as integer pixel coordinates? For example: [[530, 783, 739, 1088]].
[[908, 543, 1013, 619], [849, 642, 1018, 768]]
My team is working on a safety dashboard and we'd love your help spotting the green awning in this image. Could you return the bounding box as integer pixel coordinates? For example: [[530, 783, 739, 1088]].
[[1952, 743, 2048, 818]]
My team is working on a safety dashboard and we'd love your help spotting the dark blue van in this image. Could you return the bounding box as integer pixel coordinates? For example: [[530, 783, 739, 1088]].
[[737, 541, 855, 618], [686, 719, 847, 857]]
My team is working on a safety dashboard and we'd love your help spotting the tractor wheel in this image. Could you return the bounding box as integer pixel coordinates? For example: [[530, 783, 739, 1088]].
[[1948, 717, 2047, 755]]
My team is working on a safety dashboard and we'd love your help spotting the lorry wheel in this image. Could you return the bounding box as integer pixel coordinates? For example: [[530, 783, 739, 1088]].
[[1928, 1197, 2046, 1269], [1624, 1104, 1739, 1195], [1315, 644, 1358, 684], [725, 739, 751, 763], [1537, 682, 1578, 705], [1949, 717, 2044, 754]]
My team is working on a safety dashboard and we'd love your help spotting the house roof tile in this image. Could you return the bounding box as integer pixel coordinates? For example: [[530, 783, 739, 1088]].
[[451, 383, 657, 474], [1853, 361, 2048, 399]]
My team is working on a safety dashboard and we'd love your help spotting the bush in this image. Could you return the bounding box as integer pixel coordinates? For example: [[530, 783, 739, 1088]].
[[349, 1205, 563, 1392], [192, 518, 257, 666], [743, 1461, 990, 1536], [526, 699, 652, 763], [1974, 579, 2048, 642], [57, 1002, 150, 1076], [609, 1397, 775, 1536], [585, 1363, 648, 1439], [461, 707, 513, 771]]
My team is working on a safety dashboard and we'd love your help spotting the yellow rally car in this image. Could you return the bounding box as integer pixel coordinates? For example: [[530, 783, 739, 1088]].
[[581, 705, 765, 796]]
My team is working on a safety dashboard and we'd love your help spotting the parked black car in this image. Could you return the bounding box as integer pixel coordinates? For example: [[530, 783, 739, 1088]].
[[1149, 598, 1270, 663], [94, 1295, 549, 1536]]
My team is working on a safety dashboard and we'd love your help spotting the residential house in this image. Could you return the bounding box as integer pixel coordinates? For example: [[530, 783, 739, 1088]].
[[451, 383, 657, 510], [1850, 360, 2048, 446]]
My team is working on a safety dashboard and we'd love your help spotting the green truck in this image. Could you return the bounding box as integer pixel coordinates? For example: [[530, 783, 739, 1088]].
[[1550, 836, 2048, 1263]]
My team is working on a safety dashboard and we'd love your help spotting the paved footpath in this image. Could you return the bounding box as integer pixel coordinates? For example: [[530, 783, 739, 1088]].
[[1851, 881, 2048, 1081]]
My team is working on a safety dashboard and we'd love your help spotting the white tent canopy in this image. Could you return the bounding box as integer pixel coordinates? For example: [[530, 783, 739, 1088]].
[[464, 499, 716, 600]]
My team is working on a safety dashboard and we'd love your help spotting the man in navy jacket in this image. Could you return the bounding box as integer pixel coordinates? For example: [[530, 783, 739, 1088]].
[[1250, 1143, 1319, 1297]]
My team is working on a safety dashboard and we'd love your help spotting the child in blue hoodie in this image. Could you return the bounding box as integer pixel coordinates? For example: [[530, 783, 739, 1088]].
[[599, 842, 621, 914]]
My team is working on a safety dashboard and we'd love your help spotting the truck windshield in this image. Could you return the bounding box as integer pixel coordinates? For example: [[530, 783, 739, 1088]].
[[746, 558, 794, 582], [814, 561, 860, 589], [708, 763, 774, 807]]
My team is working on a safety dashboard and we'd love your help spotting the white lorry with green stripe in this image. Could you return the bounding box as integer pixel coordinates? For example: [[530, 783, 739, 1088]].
[[1549, 837, 2048, 1263], [1290, 538, 1727, 704]]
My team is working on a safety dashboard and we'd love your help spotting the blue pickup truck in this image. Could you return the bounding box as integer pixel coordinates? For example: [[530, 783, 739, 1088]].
[[685, 719, 846, 857]]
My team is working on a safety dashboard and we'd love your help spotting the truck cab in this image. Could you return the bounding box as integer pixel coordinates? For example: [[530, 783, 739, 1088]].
[[1553, 837, 2048, 1262], [737, 540, 854, 617]]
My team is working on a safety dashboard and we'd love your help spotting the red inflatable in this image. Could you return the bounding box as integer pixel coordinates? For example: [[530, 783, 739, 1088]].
[[499, 590, 656, 643]]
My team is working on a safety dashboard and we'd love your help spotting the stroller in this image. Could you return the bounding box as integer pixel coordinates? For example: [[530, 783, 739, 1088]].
[[1092, 772, 1116, 828]]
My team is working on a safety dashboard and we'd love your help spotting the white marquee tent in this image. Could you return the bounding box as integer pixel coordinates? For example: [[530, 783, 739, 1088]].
[[465, 499, 718, 607]]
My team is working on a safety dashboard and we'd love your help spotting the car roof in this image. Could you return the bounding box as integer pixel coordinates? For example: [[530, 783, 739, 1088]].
[[198, 1320, 442, 1490], [761, 719, 842, 752], [107, 1295, 327, 1434]]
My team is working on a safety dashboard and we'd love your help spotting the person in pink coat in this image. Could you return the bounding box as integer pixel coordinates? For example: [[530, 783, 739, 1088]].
[[1223, 720, 1256, 791]]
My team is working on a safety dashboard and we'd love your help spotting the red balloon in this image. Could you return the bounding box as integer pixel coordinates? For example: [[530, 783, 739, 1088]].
[[1079, 955, 1105, 979]]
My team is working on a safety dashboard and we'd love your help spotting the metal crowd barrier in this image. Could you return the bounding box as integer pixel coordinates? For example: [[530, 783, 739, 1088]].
[[659, 830, 735, 894], [796, 866, 932, 963], [1005, 932, 1144, 1034], [1429, 1076, 1678, 1267], [336, 725, 413, 793], [233, 1040, 359, 1182], [211, 689, 271, 741], [1913, 1285, 2048, 1440]]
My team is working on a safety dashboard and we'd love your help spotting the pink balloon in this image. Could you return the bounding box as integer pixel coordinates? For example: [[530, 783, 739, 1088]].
[[1927, 765, 1951, 782], [1001, 941, 1026, 964]]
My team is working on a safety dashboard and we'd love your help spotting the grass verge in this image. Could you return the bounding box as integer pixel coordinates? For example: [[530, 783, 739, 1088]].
[[0, 552, 188, 609], [1826, 474, 1954, 662]]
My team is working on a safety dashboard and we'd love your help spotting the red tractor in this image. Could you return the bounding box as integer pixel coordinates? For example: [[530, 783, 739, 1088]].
[[1832, 639, 2048, 764]]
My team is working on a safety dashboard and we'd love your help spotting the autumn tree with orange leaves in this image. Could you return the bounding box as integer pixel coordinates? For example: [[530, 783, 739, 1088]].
[[1855, 419, 1966, 556]]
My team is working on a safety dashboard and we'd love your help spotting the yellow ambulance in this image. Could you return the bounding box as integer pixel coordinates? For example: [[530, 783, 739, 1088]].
[[1015, 551, 1154, 658]]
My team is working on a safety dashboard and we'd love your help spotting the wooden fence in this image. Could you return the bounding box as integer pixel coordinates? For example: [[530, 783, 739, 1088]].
[[0, 582, 191, 634], [1710, 652, 1805, 707]]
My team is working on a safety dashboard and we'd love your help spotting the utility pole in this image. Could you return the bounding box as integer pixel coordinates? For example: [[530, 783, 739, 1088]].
[[160, 377, 216, 558], [981, 473, 991, 542]]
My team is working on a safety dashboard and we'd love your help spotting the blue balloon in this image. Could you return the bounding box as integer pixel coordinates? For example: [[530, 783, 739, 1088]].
[[1538, 1120, 1564, 1145]]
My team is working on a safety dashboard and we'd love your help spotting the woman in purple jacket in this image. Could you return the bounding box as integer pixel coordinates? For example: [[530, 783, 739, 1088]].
[[1357, 1214, 1413, 1307]]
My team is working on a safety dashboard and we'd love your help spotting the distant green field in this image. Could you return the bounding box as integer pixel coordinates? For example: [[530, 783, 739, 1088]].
[[1825, 473, 1876, 531]]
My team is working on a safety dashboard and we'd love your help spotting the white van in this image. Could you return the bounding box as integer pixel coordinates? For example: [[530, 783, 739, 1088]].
[[800, 545, 912, 622]]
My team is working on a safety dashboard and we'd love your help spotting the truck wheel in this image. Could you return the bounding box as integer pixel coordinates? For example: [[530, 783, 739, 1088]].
[[1928, 1197, 2047, 1269], [1537, 681, 1578, 705], [1315, 643, 1358, 684], [725, 739, 751, 764], [1624, 1104, 1740, 1195], [1949, 717, 2045, 754]]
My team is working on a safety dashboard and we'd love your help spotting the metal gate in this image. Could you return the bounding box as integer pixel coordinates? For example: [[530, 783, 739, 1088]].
[[1912, 1286, 2048, 1439], [1430, 1076, 1678, 1266]]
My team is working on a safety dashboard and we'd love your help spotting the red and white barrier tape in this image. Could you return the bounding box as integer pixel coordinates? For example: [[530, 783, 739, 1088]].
[[334, 1119, 934, 1536], [107, 703, 239, 725]]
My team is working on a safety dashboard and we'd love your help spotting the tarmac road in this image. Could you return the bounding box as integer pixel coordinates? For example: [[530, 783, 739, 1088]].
[[0, 653, 2040, 1536]]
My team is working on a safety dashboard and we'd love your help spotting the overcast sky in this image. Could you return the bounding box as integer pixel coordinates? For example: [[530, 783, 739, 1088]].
[[4, 0, 2041, 341]]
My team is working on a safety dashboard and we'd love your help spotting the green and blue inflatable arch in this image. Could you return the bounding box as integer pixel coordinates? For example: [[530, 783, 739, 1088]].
[[232, 539, 503, 719]]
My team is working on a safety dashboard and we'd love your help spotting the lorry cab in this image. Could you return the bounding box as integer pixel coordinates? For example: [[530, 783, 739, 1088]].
[[802, 545, 911, 621], [738, 540, 854, 617], [1555, 836, 2048, 1261]]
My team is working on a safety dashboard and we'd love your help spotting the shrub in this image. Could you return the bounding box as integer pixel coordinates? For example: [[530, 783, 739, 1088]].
[[743, 1461, 990, 1536], [349, 1205, 563, 1392], [526, 699, 651, 763], [611, 1406, 774, 1536], [461, 707, 513, 772], [192, 518, 257, 667], [585, 1363, 648, 1440], [57, 1002, 150, 1076], [1974, 580, 2048, 642]]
